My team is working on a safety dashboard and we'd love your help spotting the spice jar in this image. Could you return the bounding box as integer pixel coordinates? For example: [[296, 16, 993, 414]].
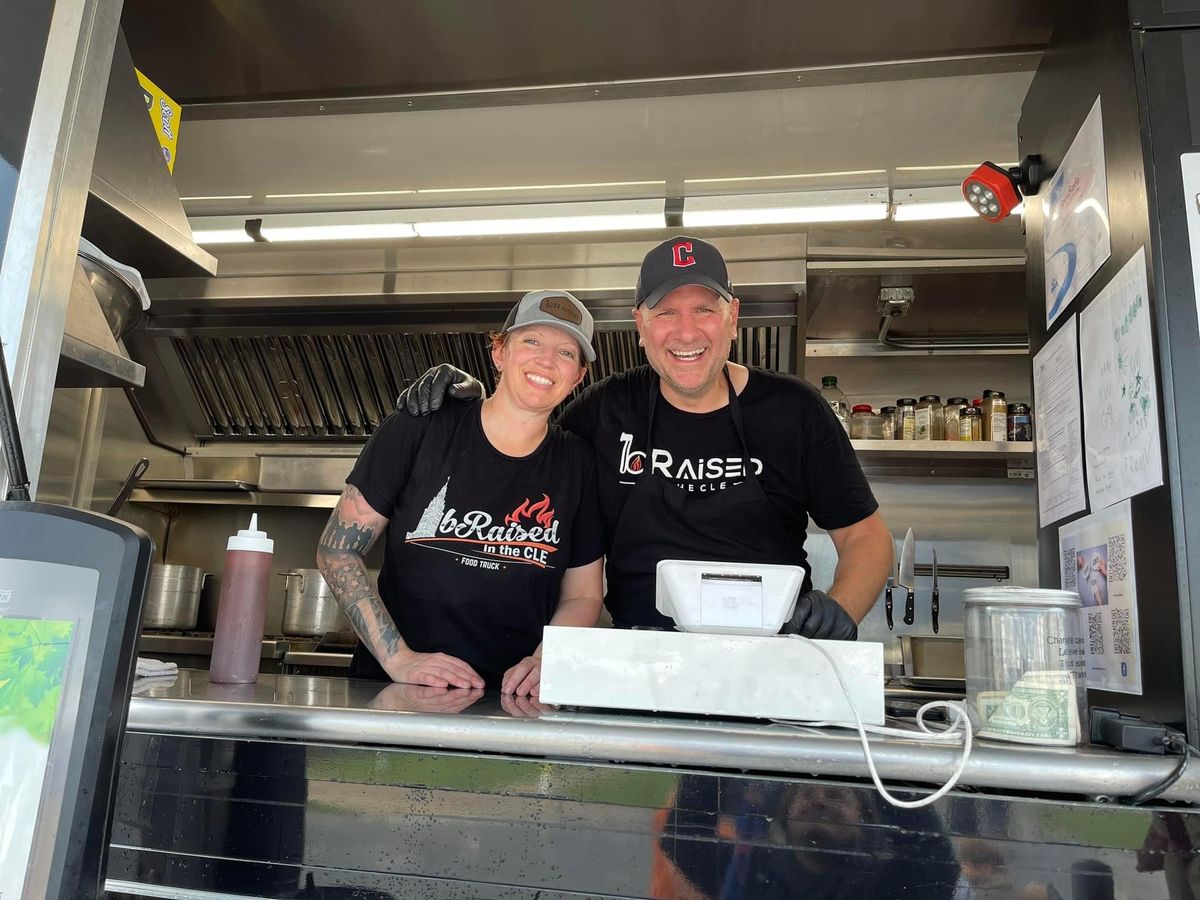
[[982, 390, 1007, 441], [915, 395, 944, 440], [1007, 403, 1033, 442], [878, 406, 896, 441], [960, 406, 983, 441], [944, 397, 969, 442], [849, 404, 884, 440], [895, 398, 917, 440]]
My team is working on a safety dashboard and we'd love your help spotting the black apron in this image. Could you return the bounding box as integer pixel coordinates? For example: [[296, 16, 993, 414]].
[[604, 368, 807, 629]]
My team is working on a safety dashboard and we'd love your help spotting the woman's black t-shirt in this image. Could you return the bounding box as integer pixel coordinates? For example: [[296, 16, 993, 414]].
[[346, 400, 604, 684]]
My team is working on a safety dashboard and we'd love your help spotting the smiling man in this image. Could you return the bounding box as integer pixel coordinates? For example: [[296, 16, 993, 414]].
[[403, 237, 893, 639]]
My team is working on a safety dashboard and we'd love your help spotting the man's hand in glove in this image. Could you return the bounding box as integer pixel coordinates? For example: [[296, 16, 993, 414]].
[[397, 364, 484, 415], [783, 590, 858, 641]]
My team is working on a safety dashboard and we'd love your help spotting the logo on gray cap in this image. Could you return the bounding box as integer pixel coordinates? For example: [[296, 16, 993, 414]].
[[539, 295, 583, 326]]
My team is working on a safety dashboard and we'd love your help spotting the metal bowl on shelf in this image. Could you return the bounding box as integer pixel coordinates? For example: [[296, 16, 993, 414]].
[[77, 252, 143, 338]]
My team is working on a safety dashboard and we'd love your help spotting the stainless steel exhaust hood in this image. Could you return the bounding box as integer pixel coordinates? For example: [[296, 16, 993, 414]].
[[127, 235, 806, 448]]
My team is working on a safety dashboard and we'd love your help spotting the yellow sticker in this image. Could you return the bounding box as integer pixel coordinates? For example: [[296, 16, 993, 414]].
[[134, 67, 181, 173]]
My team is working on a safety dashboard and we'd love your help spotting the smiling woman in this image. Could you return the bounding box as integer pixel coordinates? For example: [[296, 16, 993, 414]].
[[315, 290, 605, 698]]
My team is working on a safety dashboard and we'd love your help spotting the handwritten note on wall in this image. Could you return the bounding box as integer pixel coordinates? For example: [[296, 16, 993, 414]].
[[1079, 247, 1163, 510]]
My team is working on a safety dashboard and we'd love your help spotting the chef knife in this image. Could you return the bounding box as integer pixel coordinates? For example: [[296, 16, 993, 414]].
[[884, 531, 896, 630], [899, 527, 916, 626], [931, 548, 940, 634]]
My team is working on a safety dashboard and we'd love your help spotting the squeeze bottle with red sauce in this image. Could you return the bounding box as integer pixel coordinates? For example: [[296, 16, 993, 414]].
[[209, 514, 274, 683]]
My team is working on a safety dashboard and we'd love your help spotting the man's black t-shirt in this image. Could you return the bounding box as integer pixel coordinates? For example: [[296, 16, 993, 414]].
[[347, 400, 604, 684], [559, 365, 877, 605]]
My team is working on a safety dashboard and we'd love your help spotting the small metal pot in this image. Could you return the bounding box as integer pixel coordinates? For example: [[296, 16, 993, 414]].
[[143, 564, 209, 631], [280, 568, 353, 637]]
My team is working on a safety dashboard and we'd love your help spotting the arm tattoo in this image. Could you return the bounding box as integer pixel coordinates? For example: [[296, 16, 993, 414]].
[[318, 485, 376, 552], [317, 485, 405, 666]]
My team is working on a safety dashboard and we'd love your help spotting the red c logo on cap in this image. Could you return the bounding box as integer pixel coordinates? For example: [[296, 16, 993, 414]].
[[672, 241, 695, 268]]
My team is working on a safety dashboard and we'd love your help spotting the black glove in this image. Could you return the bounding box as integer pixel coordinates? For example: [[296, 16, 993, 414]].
[[783, 590, 858, 641], [398, 364, 484, 415]]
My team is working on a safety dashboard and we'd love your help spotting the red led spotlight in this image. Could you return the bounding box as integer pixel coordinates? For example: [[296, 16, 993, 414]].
[[961, 155, 1043, 223]]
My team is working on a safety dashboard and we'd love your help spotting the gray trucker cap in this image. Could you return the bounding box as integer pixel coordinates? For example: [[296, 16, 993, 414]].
[[501, 290, 596, 362]]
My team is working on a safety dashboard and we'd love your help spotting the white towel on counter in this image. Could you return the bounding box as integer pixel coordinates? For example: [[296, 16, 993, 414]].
[[135, 657, 178, 678]]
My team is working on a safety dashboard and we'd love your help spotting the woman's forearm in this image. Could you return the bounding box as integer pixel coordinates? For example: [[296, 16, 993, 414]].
[[316, 548, 413, 677]]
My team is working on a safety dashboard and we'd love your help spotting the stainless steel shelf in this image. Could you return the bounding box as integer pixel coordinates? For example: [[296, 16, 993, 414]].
[[852, 440, 1035, 479], [138, 633, 290, 660], [283, 651, 352, 669], [851, 440, 1034, 459], [56, 333, 146, 388]]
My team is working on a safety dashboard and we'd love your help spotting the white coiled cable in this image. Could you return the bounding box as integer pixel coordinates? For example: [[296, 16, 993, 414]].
[[772, 635, 974, 810]]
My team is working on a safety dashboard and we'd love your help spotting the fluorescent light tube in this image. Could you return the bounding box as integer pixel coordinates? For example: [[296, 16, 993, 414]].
[[415, 213, 662, 237], [192, 229, 253, 244], [410, 199, 664, 237], [256, 210, 417, 242], [682, 190, 887, 227], [684, 204, 886, 226], [260, 222, 416, 241], [892, 200, 980, 221], [891, 186, 1024, 222]]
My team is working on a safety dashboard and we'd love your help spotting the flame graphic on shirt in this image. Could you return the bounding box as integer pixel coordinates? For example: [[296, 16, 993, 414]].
[[505, 494, 555, 528]]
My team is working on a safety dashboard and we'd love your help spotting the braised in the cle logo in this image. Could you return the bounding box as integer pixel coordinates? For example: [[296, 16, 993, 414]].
[[617, 433, 762, 492], [404, 478, 561, 568], [672, 240, 695, 268]]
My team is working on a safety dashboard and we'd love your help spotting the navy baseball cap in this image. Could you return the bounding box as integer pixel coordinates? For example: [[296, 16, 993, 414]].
[[635, 236, 734, 309]]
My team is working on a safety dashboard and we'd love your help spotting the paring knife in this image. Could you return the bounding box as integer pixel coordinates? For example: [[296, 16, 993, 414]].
[[931, 548, 940, 634], [899, 527, 916, 626], [884, 532, 895, 630]]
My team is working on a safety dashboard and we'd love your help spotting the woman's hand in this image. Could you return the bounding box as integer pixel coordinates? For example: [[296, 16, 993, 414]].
[[370, 682, 483, 714], [387, 649, 484, 689], [501, 654, 541, 697], [500, 691, 555, 719]]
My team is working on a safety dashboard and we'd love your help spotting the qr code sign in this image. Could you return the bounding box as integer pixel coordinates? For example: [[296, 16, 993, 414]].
[[1107, 533, 1129, 582], [1112, 608, 1132, 655], [1088, 610, 1105, 655], [1063, 547, 1077, 588]]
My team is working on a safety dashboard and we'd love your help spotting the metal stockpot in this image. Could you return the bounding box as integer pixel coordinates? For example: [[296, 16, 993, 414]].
[[280, 568, 353, 637], [142, 564, 209, 630]]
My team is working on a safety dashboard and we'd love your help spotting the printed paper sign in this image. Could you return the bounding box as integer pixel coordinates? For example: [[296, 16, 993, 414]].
[[1079, 247, 1163, 509], [1044, 96, 1112, 327], [1033, 314, 1087, 525], [1059, 500, 1142, 694]]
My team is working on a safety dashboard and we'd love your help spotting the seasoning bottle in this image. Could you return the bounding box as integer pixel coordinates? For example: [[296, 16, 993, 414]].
[[210, 514, 275, 684], [982, 390, 1007, 442], [915, 395, 944, 440], [820, 376, 850, 434], [1007, 403, 1033, 442], [849, 404, 883, 440], [878, 406, 896, 441], [895, 398, 917, 440], [944, 397, 969, 442], [961, 406, 983, 441]]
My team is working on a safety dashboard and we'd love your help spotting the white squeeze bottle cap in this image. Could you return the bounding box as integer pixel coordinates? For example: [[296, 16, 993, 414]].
[[226, 513, 274, 553]]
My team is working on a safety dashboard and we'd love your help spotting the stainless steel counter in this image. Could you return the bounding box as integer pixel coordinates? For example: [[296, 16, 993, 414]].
[[126, 669, 1200, 803]]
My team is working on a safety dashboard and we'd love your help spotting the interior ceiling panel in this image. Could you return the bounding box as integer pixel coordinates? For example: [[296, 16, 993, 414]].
[[122, 0, 1052, 104]]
